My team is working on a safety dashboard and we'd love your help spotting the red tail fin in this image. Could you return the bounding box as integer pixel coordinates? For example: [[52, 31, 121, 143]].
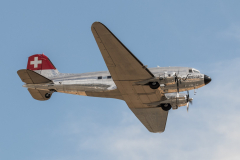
[[27, 54, 56, 70], [27, 54, 59, 78]]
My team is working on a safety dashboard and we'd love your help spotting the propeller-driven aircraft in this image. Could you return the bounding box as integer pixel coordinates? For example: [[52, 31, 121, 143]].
[[17, 22, 211, 133]]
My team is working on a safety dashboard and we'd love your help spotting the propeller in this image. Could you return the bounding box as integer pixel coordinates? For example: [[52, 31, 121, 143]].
[[175, 72, 180, 108], [186, 90, 193, 112], [174, 73, 180, 93]]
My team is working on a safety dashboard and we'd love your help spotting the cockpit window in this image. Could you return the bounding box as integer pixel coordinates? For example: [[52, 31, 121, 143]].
[[193, 69, 200, 73], [194, 70, 200, 73], [189, 68, 200, 73]]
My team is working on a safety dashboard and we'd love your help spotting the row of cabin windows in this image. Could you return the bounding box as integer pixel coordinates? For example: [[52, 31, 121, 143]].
[[98, 70, 199, 79], [98, 76, 112, 79]]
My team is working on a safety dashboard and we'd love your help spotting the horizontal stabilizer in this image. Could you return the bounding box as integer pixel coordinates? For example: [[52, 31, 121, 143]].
[[17, 69, 52, 84], [28, 88, 52, 101]]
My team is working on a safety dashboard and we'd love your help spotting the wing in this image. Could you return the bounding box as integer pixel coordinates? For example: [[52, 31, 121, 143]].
[[130, 107, 168, 133], [91, 22, 168, 133], [91, 22, 154, 81]]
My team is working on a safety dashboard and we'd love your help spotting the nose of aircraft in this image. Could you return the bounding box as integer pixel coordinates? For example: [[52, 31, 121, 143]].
[[204, 75, 211, 85]]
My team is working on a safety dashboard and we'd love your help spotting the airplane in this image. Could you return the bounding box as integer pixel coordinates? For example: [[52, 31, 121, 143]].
[[17, 22, 211, 133]]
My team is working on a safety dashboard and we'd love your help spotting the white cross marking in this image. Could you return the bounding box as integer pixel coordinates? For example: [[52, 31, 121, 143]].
[[30, 57, 42, 68]]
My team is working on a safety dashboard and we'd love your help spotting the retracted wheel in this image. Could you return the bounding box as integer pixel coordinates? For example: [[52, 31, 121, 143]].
[[149, 82, 160, 89], [45, 93, 51, 98], [160, 103, 172, 111]]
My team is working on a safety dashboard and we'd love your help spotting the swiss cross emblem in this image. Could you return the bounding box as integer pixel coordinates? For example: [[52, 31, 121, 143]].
[[30, 57, 42, 68]]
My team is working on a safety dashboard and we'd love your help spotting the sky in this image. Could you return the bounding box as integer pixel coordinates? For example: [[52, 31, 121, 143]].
[[0, 0, 240, 160]]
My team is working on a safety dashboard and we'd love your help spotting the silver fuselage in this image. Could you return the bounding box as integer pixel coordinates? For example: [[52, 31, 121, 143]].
[[24, 67, 206, 100]]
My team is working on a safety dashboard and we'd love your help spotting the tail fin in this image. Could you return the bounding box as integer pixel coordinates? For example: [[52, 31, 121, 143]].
[[27, 53, 59, 78]]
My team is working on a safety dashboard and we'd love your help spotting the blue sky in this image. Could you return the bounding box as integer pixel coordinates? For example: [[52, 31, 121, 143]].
[[1, 0, 240, 160]]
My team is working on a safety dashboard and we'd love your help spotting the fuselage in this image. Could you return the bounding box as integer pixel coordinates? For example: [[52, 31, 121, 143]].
[[23, 66, 211, 99]]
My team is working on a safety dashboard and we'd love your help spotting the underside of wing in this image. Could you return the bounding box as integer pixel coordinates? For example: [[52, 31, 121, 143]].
[[91, 22, 154, 81], [130, 107, 168, 133]]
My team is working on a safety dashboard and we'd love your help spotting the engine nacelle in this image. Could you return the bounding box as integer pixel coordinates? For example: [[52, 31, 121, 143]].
[[160, 92, 193, 110]]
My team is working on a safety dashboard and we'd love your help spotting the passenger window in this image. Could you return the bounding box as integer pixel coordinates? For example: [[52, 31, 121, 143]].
[[98, 76, 102, 79], [107, 76, 111, 79], [189, 69, 192, 73]]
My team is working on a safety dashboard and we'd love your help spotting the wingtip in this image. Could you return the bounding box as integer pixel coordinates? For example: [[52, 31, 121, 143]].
[[92, 21, 101, 25], [91, 21, 106, 28]]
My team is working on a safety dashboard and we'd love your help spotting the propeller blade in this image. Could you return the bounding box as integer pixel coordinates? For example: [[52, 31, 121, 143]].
[[176, 79, 179, 93], [176, 92, 179, 107], [175, 73, 180, 93], [189, 99, 193, 105], [186, 91, 191, 112]]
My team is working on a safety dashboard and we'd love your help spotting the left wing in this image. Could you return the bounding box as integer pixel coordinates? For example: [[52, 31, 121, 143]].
[[91, 22, 168, 132], [91, 22, 154, 81]]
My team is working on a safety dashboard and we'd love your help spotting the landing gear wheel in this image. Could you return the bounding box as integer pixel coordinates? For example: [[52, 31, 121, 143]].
[[45, 93, 51, 98], [160, 103, 172, 111], [149, 82, 160, 89]]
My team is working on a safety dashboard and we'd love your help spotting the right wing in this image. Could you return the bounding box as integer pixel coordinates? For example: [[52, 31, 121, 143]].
[[91, 22, 168, 133], [131, 107, 168, 133]]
